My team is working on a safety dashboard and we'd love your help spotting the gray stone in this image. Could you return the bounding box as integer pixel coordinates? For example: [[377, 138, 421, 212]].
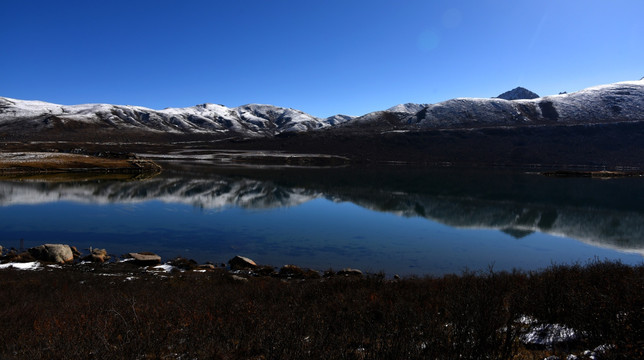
[[279, 264, 304, 276], [228, 255, 257, 270], [230, 275, 248, 282], [28, 244, 74, 264], [197, 264, 216, 271], [70, 246, 81, 258], [337, 268, 363, 277], [83, 248, 110, 263], [127, 252, 161, 266]]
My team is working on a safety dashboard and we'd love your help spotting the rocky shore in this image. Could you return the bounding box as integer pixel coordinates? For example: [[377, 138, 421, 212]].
[[1, 243, 642, 359], [0, 243, 367, 280]]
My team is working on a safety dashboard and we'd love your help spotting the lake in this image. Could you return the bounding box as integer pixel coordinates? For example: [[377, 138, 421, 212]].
[[1, 163, 643, 276]]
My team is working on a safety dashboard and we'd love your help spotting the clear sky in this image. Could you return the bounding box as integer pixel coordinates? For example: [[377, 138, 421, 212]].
[[1, 0, 642, 118]]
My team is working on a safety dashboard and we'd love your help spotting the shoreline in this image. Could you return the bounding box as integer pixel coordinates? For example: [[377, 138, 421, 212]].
[[0, 151, 161, 176], [541, 170, 644, 178], [0, 244, 372, 280]]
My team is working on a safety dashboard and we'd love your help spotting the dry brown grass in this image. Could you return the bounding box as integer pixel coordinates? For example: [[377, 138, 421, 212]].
[[0, 152, 160, 175], [0, 260, 641, 359]]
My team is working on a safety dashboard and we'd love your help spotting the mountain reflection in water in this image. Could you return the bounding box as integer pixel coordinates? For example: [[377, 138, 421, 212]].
[[1, 165, 643, 274]]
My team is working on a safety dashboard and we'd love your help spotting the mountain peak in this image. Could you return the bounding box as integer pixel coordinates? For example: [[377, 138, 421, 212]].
[[386, 103, 429, 113], [496, 87, 540, 100]]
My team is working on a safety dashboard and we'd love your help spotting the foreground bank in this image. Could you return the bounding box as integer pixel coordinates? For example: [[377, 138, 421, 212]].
[[0, 245, 642, 359]]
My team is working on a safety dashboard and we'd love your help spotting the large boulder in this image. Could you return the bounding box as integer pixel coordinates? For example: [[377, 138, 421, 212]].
[[127, 252, 161, 266], [228, 255, 257, 270], [28, 244, 74, 264], [168, 257, 198, 270], [83, 248, 110, 263]]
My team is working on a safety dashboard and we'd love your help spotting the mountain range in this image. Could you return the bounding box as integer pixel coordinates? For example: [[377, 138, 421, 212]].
[[1, 79, 643, 167]]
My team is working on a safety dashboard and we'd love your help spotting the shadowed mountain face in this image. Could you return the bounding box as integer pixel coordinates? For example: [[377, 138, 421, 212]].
[[1, 166, 643, 256], [496, 87, 540, 100]]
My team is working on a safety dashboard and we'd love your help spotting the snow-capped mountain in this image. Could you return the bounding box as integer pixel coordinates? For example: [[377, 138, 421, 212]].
[[347, 79, 644, 130], [0, 79, 642, 146], [0, 98, 352, 137], [408, 80, 643, 129]]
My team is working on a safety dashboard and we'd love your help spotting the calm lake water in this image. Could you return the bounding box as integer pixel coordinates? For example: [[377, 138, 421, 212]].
[[1, 164, 643, 276]]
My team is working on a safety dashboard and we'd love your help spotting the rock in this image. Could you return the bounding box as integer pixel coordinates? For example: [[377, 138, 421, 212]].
[[197, 264, 216, 271], [337, 268, 363, 277], [127, 252, 161, 266], [28, 244, 73, 264], [5, 251, 35, 263], [168, 257, 198, 270], [0, 245, 3, 255], [279, 264, 320, 279], [322, 269, 335, 277], [83, 248, 110, 263], [230, 275, 248, 282], [255, 265, 277, 276], [228, 255, 257, 270], [279, 264, 305, 277], [70, 246, 81, 258]]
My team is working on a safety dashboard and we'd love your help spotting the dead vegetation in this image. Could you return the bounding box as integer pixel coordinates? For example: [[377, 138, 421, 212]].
[[0, 152, 161, 176], [0, 260, 642, 359]]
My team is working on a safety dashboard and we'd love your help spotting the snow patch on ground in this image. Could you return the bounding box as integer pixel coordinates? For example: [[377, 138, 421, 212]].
[[152, 264, 177, 272], [521, 323, 578, 346], [0, 261, 41, 270]]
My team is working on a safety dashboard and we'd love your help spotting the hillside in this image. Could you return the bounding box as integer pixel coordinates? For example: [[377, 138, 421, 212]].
[[0, 98, 351, 139], [1, 79, 643, 167]]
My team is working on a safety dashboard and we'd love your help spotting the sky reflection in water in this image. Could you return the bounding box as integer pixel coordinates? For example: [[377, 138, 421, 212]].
[[0, 167, 643, 276]]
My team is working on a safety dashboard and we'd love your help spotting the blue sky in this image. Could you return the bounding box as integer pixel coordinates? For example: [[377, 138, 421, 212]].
[[1, 0, 642, 118]]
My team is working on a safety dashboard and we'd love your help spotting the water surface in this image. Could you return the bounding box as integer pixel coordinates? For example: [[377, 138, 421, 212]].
[[1, 165, 642, 275]]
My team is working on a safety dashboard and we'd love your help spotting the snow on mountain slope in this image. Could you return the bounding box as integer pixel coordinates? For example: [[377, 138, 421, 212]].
[[1, 79, 643, 138], [342, 79, 643, 131], [0, 98, 334, 137], [386, 103, 430, 114], [406, 80, 644, 129], [324, 114, 356, 126], [235, 104, 326, 133]]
